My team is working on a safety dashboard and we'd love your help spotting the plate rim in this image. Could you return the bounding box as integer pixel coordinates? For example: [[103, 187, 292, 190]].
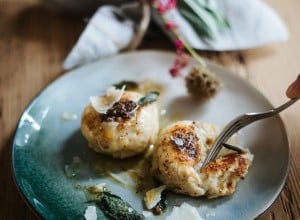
[[11, 49, 290, 219]]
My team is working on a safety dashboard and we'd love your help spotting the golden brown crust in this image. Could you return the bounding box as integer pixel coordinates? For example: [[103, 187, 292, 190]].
[[81, 91, 159, 158], [151, 120, 253, 198], [202, 153, 249, 178], [167, 124, 201, 165]]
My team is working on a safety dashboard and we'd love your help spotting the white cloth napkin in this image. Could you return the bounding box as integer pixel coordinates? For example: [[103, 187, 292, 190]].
[[161, 0, 289, 51], [63, 5, 135, 70], [63, 0, 289, 70]]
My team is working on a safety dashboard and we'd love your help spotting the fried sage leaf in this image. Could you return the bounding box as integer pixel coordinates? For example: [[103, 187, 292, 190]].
[[113, 80, 139, 90], [138, 91, 159, 106], [97, 192, 144, 220]]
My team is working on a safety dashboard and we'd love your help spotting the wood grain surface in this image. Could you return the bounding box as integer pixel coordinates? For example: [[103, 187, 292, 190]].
[[0, 0, 299, 219]]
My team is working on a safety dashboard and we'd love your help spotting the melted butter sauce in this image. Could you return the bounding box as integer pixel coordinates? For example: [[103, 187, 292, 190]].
[[135, 79, 184, 131], [90, 146, 156, 193], [85, 80, 170, 193], [133, 79, 165, 96], [72, 80, 189, 194]]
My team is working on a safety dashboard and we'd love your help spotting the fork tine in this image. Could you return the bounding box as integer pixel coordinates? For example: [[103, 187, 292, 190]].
[[201, 119, 243, 167], [201, 98, 299, 169], [222, 143, 245, 153], [202, 114, 255, 167]]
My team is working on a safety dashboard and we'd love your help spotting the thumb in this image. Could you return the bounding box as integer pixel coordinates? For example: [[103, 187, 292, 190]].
[[286, 74, 300, 98]]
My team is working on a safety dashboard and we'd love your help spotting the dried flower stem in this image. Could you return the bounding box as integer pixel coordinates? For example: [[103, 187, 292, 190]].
[[152, 1, 207, 69], [172, 29, 207, 68]]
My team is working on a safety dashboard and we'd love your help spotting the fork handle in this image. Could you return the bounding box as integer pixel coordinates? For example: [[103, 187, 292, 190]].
[[247, 97, 299, 120]]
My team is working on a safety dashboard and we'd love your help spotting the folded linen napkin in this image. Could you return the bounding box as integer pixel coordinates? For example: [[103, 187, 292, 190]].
[[63, 5, 135, 69], [63, 0, 289, 70], [159, 0, 289, 51]]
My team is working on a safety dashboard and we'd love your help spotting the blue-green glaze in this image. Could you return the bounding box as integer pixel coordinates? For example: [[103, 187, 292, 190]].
[[12, 51, 289, 220]]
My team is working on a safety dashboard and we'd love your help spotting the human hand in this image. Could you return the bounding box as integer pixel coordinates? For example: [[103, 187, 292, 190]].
[[286, 74, 300, 98]]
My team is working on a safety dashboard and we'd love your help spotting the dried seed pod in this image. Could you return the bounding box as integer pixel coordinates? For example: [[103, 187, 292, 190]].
[[185, 67, 220, 100]]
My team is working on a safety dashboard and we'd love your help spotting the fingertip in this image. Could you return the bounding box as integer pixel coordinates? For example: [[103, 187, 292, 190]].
[[286, 74, 300, 98]]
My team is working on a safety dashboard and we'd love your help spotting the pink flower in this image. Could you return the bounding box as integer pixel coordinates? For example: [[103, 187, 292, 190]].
[[166, 0, 177, 9], [158, 3, 167, 13], [165, 21, 178, 30], [170, 66, 180, 77], [174, 39, 184, 50], [178, 51, 190, 67], [169, 49, 190, 77], [157, 0, 177, 14], [151, 0, 195, 77]]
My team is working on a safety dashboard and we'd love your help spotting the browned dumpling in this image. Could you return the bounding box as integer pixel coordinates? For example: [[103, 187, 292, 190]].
[[151, 120, 253, 198], [81, 91, 159, 158]]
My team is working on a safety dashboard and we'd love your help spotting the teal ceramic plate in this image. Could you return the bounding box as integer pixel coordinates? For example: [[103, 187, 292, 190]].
[[12, 51, 289, 219]]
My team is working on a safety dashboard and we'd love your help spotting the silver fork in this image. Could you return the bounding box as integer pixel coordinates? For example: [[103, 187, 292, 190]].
[[201, 97, 299, 168]]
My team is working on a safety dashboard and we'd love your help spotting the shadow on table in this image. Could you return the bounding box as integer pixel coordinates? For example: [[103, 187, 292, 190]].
[[9, 4, 86, 53]]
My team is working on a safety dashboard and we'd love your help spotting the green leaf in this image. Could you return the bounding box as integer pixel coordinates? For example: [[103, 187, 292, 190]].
[[113, 80, 139, 90], [138, 91, 159, 106], [178, 0, 230, 39], [204, 7, 230, 28], [97, 192, 144, 220], [182, 0, 219, 37], [179, 8, 213, 39]]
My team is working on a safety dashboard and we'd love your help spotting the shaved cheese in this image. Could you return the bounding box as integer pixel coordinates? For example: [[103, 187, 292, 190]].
[[61, 111, 78, 121], [84, 206, 97, 220], [94, 183, 107, 192], [108, 171, 137, 189], [90, 86, 125, 114], [166, 203, 203, 220], [144, 185, 166, 209], [142, 211, 153, 218]]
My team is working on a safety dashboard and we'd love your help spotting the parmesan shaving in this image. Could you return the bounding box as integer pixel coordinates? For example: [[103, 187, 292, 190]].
[[166, 203, 203, 220], [90, 86, 125, 114], [84, 206, 97, 220], [61, 111, 78, 121], [142, 211, 152, 218], [108, 171, 137, 189], [144, 185, 166, 209]]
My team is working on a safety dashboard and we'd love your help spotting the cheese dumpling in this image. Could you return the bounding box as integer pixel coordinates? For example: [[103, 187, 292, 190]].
[[81, 89, 159, 158], [151, 120, 253, 198]]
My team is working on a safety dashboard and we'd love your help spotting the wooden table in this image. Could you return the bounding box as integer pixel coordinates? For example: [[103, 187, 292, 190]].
[[0, 0, 299, 219]]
